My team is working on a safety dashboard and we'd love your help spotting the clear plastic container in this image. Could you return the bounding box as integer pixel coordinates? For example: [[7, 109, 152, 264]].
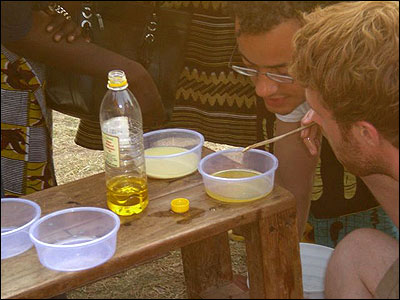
[[198, 148, 278, 203], [29, 207, 120, 272], [300, 242, 334, 299], [143, 128, 204, 179], [1, 198, 41, 259]]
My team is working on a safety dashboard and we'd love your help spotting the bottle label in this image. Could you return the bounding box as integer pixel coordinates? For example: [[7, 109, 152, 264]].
[[102, 132, 120, 168]]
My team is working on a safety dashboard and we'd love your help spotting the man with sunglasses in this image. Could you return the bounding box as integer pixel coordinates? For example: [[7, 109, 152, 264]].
[[230, 2, 398, 247]]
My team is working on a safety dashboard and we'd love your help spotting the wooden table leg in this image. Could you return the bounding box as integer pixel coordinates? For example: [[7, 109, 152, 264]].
[[241, 206, 303, 299], [181, 232, 233, 298]]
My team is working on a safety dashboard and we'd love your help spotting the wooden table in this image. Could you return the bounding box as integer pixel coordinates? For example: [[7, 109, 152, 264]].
[[1, 147, 303, 299]]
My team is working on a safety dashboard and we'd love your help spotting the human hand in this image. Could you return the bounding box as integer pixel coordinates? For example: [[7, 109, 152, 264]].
[[300, 109, 322, 156], [44, 6, 81, 43]]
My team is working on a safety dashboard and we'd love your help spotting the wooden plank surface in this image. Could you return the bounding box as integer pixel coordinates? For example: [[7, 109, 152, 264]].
[[1, 147, 297, 299]]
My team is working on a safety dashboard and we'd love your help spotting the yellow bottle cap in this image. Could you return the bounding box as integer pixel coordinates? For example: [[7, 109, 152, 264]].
[[171, 198, 190, 213]]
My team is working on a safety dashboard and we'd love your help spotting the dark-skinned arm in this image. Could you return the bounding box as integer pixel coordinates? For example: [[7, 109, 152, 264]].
[[4, 10, 166, 127]]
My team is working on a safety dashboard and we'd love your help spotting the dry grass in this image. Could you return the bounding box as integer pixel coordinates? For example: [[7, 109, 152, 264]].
[[52, 111, 247, 299], [52, 112, 104, 185]]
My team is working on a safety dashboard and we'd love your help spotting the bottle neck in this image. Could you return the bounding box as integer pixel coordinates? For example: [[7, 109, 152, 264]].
[[107, 70, 129, 91]]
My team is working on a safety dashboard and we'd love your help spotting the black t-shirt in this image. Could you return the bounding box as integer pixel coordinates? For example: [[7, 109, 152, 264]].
[[310, 138, 377, 218]]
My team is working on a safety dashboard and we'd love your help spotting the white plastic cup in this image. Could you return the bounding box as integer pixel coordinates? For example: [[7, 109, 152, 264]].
[[300, 242, 334, 299], [29, 207, 120, 271], [1, 198, 41, 259]]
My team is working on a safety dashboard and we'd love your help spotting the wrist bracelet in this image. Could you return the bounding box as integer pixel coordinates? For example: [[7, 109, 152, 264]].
[[45, 2, 71, 20]]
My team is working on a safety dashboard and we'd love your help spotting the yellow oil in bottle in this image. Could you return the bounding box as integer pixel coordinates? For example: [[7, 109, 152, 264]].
[[106, 175, 148, 216], [206, 169, 272, 203]]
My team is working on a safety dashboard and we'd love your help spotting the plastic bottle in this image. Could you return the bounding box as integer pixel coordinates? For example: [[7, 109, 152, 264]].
[[100, 70, 148, 216]]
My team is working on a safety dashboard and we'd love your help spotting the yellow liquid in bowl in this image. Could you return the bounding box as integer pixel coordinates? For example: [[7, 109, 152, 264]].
[[213, 169, 261, 179], [145, 146, 198, 179], [206, 169, 272, 203]]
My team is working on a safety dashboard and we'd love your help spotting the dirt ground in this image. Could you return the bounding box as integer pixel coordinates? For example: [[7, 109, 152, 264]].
[[52, 111, 247, 299]]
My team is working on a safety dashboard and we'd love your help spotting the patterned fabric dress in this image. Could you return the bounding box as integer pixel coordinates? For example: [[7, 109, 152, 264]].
[[162, 1, 398, 248], [1, 45, 57, 197], [162, 1, 261, 147]]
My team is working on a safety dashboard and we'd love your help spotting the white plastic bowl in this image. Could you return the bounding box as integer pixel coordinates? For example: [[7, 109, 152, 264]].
[[198, 148, 278, 203], [29, 207, 120, 272], [143, 128, 204, 179], [300, 242, 334, 299], [1, 198, 41, 259]]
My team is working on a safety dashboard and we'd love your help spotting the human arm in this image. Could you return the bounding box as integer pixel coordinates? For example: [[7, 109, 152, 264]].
[[273, 118, 319, 239], [1, 1, 82, 43], [3, 9, 166, 126]]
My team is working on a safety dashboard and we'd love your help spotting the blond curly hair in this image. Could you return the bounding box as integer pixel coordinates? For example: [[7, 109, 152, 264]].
[[290, 1, 399, 148]]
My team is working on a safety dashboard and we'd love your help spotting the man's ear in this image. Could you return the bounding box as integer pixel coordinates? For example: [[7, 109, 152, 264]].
[[353, 121, 380, 147]]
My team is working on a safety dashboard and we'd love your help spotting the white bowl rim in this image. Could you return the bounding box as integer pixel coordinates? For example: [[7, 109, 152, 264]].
[[300, 242, 335, 253], [29, 207, 120, 248], [143, 128, 204, 158], [198, 148, 279, 182], [1, 198, 41, 236]]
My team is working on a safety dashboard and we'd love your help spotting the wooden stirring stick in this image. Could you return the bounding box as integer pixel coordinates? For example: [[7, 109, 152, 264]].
[[242, 123, 315, 152]]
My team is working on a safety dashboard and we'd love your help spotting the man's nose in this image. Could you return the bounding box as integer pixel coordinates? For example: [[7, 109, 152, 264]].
[[253, 74, 278, 98]]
